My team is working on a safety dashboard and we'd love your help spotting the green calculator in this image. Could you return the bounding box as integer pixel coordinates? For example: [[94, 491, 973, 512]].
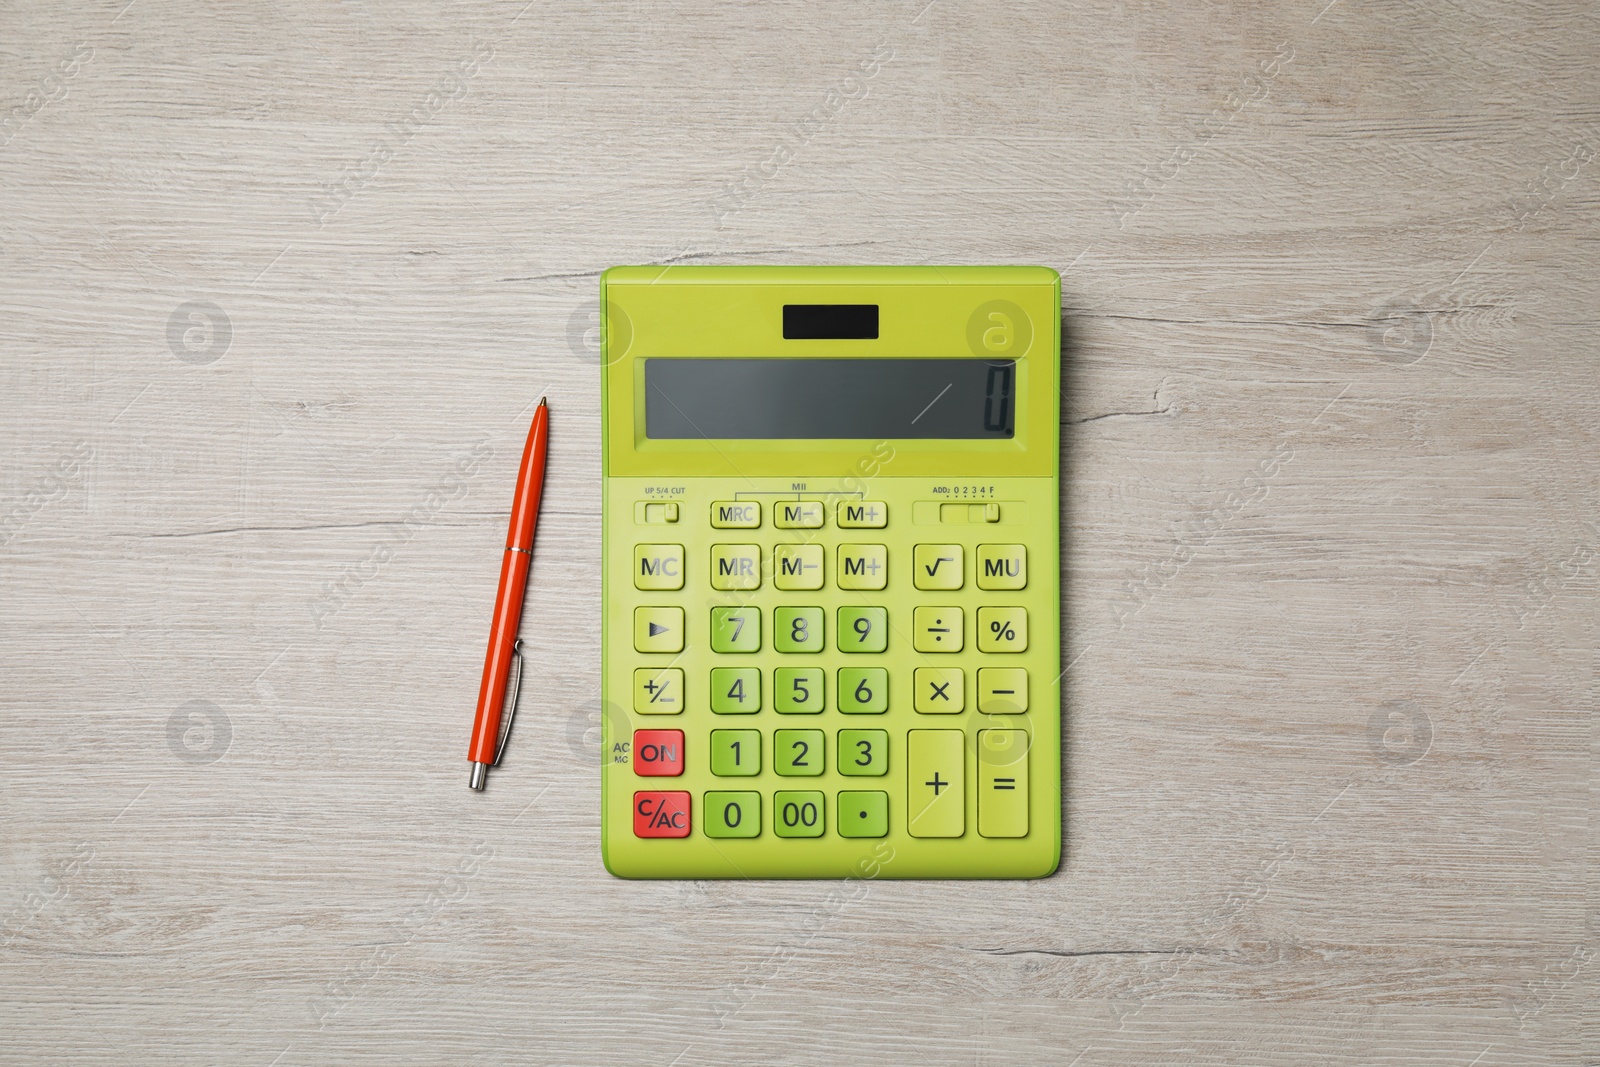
[[600, 265, 1060, 879]]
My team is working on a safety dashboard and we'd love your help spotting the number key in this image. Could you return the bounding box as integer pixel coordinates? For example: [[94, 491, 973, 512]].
[[774, 730, 824, 776], [710, 667, 761, 714], [774, 790, 825, 837], [774, 606, 824, 653], [838, 730, 888, 776], [837, 606, 887, 653], [710, 606, 760, 653], [709, 730, 761, 776], [774, 667, 824, 714], [837, 667, 887, 714], [704, 791, 760, 838]]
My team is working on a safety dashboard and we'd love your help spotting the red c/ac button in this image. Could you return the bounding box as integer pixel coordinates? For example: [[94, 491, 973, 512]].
[[633, 729, 685, 776], [633, 791, 691, 838]]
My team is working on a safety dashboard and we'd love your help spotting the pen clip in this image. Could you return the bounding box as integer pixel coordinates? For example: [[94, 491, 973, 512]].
[[494, 638, 525, 767]]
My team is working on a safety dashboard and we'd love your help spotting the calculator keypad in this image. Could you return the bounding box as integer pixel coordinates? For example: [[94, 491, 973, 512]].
[[616, 488, 1050, 860]]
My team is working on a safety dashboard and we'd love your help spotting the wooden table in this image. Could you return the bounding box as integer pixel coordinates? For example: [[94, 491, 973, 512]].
[[1, 1, 1593, 1063]]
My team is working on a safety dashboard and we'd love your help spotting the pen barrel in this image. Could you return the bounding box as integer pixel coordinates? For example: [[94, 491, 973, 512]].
[[468, 548, 532, 764]]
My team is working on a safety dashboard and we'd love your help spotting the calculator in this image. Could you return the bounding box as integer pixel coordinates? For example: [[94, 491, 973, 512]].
[[600, 265, 1060, 879]]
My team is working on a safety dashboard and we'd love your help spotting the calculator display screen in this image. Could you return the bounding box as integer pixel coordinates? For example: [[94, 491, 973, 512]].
[[644, 358, 1015, 440]]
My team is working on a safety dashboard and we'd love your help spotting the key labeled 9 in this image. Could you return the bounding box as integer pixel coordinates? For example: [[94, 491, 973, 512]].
[[837, 606, 887, 653]]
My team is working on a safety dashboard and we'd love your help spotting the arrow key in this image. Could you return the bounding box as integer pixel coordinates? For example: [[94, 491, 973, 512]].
[[634, 606, 685, 653]]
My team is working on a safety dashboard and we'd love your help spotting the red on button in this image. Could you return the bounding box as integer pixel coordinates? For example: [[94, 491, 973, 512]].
[[634, 791, 691, 838], [634, 729, 684, 776]]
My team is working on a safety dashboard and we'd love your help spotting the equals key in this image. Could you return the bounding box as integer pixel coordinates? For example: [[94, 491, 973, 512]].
[[978, 729, 1028, 838]]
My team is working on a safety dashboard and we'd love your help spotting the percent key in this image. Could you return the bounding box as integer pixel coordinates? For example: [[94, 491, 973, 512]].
[[977, 608, 1028, 653]]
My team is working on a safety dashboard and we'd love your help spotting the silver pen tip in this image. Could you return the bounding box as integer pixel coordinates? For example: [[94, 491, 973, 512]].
[[469, 763, 488, 791]]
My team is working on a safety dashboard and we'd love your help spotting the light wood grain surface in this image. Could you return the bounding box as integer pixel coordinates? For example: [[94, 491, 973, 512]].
[[1, 1, 1595, 1064]]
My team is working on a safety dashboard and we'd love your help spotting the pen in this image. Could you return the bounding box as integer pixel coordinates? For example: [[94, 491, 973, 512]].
[[467, 397, 550, 791]]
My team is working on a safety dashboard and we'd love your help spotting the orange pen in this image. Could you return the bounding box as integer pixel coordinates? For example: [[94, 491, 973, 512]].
[[468, 398, 549, 790]]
